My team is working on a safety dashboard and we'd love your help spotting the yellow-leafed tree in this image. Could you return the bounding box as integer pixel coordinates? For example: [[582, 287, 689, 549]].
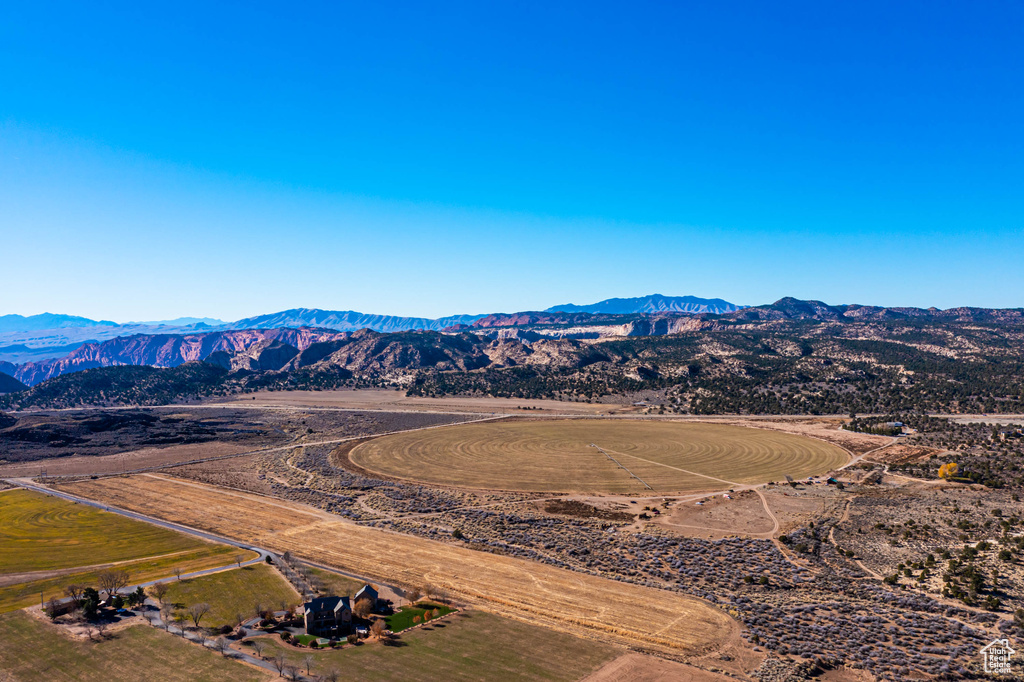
[[938, 462, 959, 480]]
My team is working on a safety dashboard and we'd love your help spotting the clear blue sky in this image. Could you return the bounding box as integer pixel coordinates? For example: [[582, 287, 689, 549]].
[[2, 1, 1022, 321]]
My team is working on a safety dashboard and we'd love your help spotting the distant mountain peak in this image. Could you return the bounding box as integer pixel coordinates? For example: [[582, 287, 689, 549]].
[[545, 294, 743, 315], [228, 308, 487, 334], [0, 313, 118, 333]]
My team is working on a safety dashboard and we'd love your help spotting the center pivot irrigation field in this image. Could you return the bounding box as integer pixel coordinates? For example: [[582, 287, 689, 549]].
[[346, 419, 849, 493], [60, 475, 734, 654]]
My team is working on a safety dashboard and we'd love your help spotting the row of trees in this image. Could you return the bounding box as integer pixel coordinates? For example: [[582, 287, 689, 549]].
[[47, 569, 143, 622]]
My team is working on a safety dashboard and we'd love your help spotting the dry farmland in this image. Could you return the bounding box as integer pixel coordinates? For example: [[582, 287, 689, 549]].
[[59, 474, 735, 654], [346, 419, 849, 493]]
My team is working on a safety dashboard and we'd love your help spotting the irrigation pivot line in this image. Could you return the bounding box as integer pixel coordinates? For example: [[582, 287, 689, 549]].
[[590, 443, 654, 491]]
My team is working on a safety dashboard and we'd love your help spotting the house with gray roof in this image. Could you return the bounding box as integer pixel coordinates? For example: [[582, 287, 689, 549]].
[[353, 584, 379, 609], [303, 595, 352, 636]]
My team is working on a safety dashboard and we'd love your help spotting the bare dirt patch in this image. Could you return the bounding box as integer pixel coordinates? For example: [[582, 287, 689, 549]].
[[862, 441, 939, 465], [543, 499, 634, 522], [760, 486, 839, 534], [654, 490, 774, 539]]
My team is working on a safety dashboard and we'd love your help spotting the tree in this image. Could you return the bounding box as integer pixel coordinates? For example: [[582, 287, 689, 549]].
[[63, 583, 86, 607], [272, 653, 287, 677], [353, 597, 373, 619], [151, 582, 170, 604], [160, 604, 173, 629], [284, 664, 301, 681], [127, 586, 146, 607], [212, 637, 229, 656], [406, 587, 422, 604], [938, 462, 960, 480], [97, 569, 130, 600], [235, 554, 245, 568], [370, 620, 387, 639], [302, 654, 315, 676], [45, 597, 62, 621], [188, 602, 211, 628], [81, 587, 101, 621], [250, 639, 266, 659], [324, 670, 340, 682], [173, 566, 183, 581]]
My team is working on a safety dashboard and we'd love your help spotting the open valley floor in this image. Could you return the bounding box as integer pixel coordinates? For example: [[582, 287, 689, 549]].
[[3, 391, 1023, 680]]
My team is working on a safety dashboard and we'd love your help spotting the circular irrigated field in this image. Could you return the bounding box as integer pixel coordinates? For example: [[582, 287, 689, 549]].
[[346, 419, 849, 493]]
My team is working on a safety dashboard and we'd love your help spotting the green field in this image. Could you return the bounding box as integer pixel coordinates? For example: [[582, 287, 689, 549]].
[[252, 609, 620, 681], [0, 488, 254, 613], [348, 419, 849, 493], [162, 564, 300, 628], [0, 611, 270, 682], [385, 602, 454, 632], [0, 546, 253, 614], [0, 488, 217, 573]]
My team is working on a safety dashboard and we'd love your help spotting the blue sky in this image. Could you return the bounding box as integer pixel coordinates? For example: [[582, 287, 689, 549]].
[[1, 1, 1022, 321]]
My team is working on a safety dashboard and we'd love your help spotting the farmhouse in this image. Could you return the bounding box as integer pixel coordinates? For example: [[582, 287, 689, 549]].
[[303, 595, 352, 636]]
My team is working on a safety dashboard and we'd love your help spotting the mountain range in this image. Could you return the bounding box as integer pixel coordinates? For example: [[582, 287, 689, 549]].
[[3, 296, 1024, 391], [228, 308, 485, 333], [5, 296, 1024, 418], [0, 313, 118, 333], [0, 295, 731, 363]]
